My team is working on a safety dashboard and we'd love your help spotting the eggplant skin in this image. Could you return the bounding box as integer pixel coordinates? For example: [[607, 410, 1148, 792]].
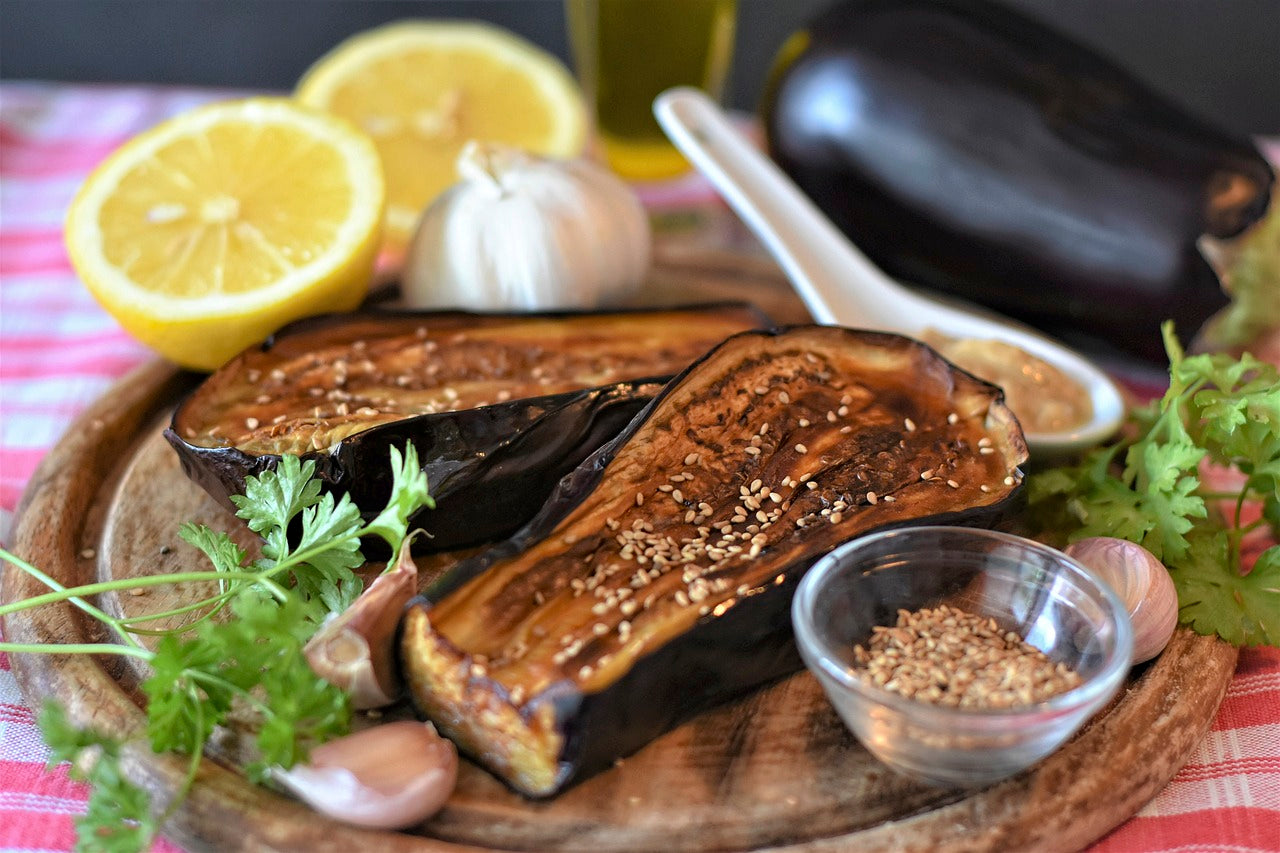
[[763, 0, 1274, 362], [164, 305, 768, 553], [401, 326, 1029, 796]]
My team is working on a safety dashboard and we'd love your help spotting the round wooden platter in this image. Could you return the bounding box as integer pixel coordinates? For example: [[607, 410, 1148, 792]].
[[2, 251, 1239, 853]]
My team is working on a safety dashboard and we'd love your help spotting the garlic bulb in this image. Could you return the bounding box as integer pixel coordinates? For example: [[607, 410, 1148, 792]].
[[1064, 537, 1178, 664], [273, 721, 457, 829], [403, 141, 651, 310]]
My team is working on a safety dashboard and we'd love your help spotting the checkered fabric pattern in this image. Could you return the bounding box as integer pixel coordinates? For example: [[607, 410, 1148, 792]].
[[1, 81, 1277, 852]]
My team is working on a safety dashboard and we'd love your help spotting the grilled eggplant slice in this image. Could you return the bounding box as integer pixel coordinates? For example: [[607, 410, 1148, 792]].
[[401, 326, 1028, 796], [165, 306, 766, 551]]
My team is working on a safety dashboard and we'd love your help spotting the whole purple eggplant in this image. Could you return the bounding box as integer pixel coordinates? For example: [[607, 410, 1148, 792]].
[[763, 0, 1274, 362]]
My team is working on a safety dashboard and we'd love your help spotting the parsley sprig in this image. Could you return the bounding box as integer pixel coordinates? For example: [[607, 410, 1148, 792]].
[[0, 445, 434, 852], [1029, 323, 1280, 647]]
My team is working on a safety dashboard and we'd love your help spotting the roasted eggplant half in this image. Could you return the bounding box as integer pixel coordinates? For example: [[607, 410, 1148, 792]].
[[401, 326, 1029, 796], [165, 306, 767, 551]]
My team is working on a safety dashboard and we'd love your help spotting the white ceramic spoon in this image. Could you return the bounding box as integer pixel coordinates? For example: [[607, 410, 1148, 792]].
[[653, 87, 1125, 456]]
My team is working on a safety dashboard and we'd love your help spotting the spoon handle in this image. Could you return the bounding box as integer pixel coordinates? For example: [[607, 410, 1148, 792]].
[[653, 87, 916, 328]]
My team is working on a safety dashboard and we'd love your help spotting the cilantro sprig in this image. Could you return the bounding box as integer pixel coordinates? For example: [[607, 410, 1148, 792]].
[[0, 444, 434, 852], [1029, 323, 1280, 647]]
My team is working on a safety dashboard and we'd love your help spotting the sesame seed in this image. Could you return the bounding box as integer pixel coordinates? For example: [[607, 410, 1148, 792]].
[[948, 412, 959, 424], [806, 481, 818, 490], [755, 386, 769, 395], [827, 410, 838, 422], [799, 418, 810, 427], [745, 446, 761, 456], [635, 492, 645, 506], [904, 418, 917, 432], [980, 484, 992, 492], [867, 491, 878, 504], [244, 417, 259, 430], [759, 423, 770, 435], [921, 469, 934, 480], [829, 512, 844, 524], [580, 666, 593, 679], [795, 443, 808, 453], [1005, 476, 1016, 485], [778, 391, 790, 404], [947, 479, 960, 489], [672, 489, 684, 503], [980, 447, 995, 455], [684, 452, 701, 466]]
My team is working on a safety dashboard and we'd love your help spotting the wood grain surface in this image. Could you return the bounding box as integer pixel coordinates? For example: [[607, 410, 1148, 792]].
[[1, 251, 1239, 852]]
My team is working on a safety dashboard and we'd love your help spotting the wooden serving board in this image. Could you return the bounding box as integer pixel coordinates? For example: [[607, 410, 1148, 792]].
[[2, 250, 1238, 852]]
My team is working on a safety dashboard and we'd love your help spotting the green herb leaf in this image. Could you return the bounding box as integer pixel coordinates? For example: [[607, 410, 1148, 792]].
[[39, 702, 157, 853], [8, 445, 435, 852], [1200, 190, 1280, 348], [230, 455, 323, 563], [1030, 321, 1280, 647], [1175, 531, 1280, 647], [289, 491, 365, 619], [361, 444, 435, 551]]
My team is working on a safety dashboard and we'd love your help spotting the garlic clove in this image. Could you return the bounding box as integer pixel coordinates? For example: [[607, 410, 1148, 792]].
[[1064, 537, 1178, 664], [304, 544, 418, 708], [273, 721, 457, 829]]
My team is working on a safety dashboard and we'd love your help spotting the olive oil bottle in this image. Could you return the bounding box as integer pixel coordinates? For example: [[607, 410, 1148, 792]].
[[567, 0, 737, 181]]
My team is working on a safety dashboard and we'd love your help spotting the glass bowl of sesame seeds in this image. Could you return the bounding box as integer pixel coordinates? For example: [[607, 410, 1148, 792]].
[[792, 525, 1133, 788]]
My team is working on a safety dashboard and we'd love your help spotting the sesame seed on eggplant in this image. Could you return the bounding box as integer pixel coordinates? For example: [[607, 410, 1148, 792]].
[[164, 305, 768, 553], [401, 325, 1029, 797]]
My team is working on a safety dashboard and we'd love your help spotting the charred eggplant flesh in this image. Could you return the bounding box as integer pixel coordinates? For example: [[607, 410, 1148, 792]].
[[166, 306, 767, 551], [402, 326, 1029, 795]]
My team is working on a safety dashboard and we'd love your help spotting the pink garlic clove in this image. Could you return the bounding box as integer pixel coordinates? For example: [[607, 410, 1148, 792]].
[[1064, 537, 1178, 664], [305, 544, 418, 709], [273, 720, 457, 829]]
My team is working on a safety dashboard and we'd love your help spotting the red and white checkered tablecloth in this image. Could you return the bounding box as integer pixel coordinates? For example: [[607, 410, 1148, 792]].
[[1, 81, 1277, 852]]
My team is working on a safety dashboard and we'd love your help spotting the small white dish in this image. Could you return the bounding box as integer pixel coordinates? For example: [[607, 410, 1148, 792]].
[[654, 87, 1126, 457]]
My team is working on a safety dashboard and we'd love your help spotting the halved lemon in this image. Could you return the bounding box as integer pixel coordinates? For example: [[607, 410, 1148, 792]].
[[295, 20, 587, 251], [65, 97, 385, 371]]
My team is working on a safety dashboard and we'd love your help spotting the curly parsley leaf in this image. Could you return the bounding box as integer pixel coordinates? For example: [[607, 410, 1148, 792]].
[[39, 702, 157, 853]]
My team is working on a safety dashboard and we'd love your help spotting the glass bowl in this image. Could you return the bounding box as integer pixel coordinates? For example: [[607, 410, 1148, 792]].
[[792, 525, 1133, 787]]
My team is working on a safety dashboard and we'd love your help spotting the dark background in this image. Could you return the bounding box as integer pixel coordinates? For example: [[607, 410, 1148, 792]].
[[2, 0, 1278, 135]]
